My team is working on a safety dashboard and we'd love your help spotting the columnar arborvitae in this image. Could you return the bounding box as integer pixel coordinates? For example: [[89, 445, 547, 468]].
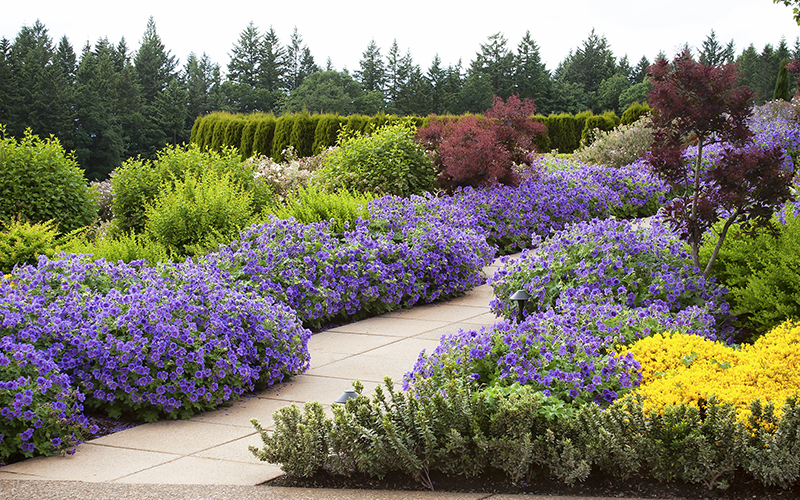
[[290, 111, 315, 157], [272, 114, 294, 161], [252, 116, 276, 157], [774, 57, 790, 101], [239, 116, 260, 158]]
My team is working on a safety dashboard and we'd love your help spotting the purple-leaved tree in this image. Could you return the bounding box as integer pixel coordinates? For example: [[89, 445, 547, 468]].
[[647, 48, 794, 276]]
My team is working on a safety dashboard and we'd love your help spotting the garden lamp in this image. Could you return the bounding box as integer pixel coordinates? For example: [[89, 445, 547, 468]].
[[510, 289, 530, 323], [334, 389, 358, 404]]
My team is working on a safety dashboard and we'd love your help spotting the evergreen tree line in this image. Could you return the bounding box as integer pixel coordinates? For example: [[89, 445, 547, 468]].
[[1, 18, 797, 180]]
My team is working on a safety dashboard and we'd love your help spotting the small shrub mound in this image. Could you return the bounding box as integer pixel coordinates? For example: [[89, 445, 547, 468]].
[[701, 202, 800, 339], [0, 217, 60, 274], [313, 122, 436, 197], [574, 116, 654, 169], [263, 185, 374, 235], [144, 170, 256, 257], [0, 126, 98, 234]]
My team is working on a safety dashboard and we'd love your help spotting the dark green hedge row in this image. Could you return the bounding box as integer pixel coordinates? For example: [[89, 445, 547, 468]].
[[189, 112, 426, 162], [190, 104, 649, 160]]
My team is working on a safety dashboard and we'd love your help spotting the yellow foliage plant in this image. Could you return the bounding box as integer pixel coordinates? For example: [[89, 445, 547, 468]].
[[620, 320, 800, 422]]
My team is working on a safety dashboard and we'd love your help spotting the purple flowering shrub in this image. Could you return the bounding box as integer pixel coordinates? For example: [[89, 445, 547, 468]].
[[489, 217, 732, 342], [1, 255, 310, 423], [439, 158, 669, 255], [0, 337, 92, 462], [208, 208, 494, 329], [403, 316, 643, 408]]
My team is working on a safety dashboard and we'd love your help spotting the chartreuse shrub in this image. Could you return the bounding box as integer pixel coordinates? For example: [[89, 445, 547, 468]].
[[61, 230, 172, 265], [0, 126, 98, 234], [313, 122, 437, 197], [111, 144, 272, 235], [0, 217, 59, 274], [263, 185, 374, 235], [701, 204, 800, 338], [0, 337, 93, 463], [145, 170, 256, 258]]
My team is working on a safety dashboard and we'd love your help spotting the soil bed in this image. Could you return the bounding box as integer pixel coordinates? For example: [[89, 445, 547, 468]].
[[265, 468, 800, 499]]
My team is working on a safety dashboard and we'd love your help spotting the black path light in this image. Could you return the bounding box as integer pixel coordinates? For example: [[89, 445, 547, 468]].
[[334, 389, 358, 404], [510, 289, 530, 323]]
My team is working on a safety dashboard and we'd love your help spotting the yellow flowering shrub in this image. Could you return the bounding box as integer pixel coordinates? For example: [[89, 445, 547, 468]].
[[621, 321, 800, 421]]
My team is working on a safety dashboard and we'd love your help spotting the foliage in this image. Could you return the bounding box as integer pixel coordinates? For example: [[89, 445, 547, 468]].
[[250, 375, 800, 491], [0, 337, 93, 462], [144, 170, 256, 258], [59, 230, 172, 266], [0, 217, 59, 274], [0, 126, 98, 234], [90, 179, 114, 222], [111, 143, 271, 235], [646, 48, 794, 275], [417, 95, 545, 190], [701, 203, 800, 337], [620, 101, 650, 125], [1, 255, 310, 423], [263, 185, 374, 234], [313, 122, 437, 197], [575, 116, 654, 169]]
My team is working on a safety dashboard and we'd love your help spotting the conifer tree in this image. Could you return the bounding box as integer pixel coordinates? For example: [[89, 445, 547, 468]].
[[356, 39, 385, 93]]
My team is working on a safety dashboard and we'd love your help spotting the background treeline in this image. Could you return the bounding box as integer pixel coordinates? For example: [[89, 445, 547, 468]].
[[1, 17, 798, 180]]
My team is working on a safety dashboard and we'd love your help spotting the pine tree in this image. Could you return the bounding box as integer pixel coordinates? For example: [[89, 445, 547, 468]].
[[227, 21, 262, 88], [356, 39, 385, 93], [699, 30, 735, 66], [774, 57, 791, 100], [426, 55, 447, 114], [631, 56, 650, 84], [557, 29, 617, 112], [284, 26, 317, 91], [512, 31, 551, 113], [471, 32, 515, 99], [0, 38, 13, 128], [133, 17, 178, 158]]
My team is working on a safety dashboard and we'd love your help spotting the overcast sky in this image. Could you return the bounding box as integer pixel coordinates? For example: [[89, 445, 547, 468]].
[[3, 1, 799, 75]]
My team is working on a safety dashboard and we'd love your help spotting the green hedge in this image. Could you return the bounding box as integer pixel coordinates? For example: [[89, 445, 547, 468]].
[[190, 110, 637, 159]]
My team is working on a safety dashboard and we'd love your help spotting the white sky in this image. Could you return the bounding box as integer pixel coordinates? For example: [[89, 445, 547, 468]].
[[3, 1, 799, 75]]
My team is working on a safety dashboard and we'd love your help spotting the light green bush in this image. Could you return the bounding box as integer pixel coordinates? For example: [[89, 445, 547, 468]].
[[145, 170, 255, 257], [111, 144, 272, 235], [0, 126, 98, 234], [0, 217, 59, 273], [312, 122, 437, 197], [263, 185, 374, 234]]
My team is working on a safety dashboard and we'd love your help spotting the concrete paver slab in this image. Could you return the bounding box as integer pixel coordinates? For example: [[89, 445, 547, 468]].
[[191, 395, 291, 429], [383, 303, 489, 322], [324, 316, 451, 336], [0, 443, 178, 482], [113, 455, 282, 485], [90, 419, 255, 456], [307, 330, 400, 354]]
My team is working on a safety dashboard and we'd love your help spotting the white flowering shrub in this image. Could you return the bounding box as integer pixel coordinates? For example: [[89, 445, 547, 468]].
[[248, 146, 329, 200]]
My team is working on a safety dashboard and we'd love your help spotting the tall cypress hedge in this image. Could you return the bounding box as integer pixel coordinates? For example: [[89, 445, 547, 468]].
[[253, 116, 277, 157]]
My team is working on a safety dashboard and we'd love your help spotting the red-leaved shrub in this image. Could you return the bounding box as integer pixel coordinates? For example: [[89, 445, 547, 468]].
[[417, 95, 546, 191]]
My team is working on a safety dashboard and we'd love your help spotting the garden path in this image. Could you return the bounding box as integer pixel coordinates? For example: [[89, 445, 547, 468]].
[[0, 257, 508, 487]]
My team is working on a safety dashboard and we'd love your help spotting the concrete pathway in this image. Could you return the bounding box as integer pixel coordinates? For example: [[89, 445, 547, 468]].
[[0, 260, 506, 484]]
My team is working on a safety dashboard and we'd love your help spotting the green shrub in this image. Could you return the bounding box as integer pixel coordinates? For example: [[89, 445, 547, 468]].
[[575, 116, 654, 168], [0, 126, 98, 234], [580, 113, 617, 147], [272, 115, 294, 162], [290, 112, 315, 157], [224, 117, 246, 154], [701, 206, 800, 338], [264, 185, 375, 234], [111, 144, 272, 235], [60, 230, 172, 265], [239, 117, 259, 159], [621, 101, 651, 125], [313, 122, 437, 197], [145, 170, 255, 257], [253, 116, 277, 157], [0, 217, 59, 273]]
